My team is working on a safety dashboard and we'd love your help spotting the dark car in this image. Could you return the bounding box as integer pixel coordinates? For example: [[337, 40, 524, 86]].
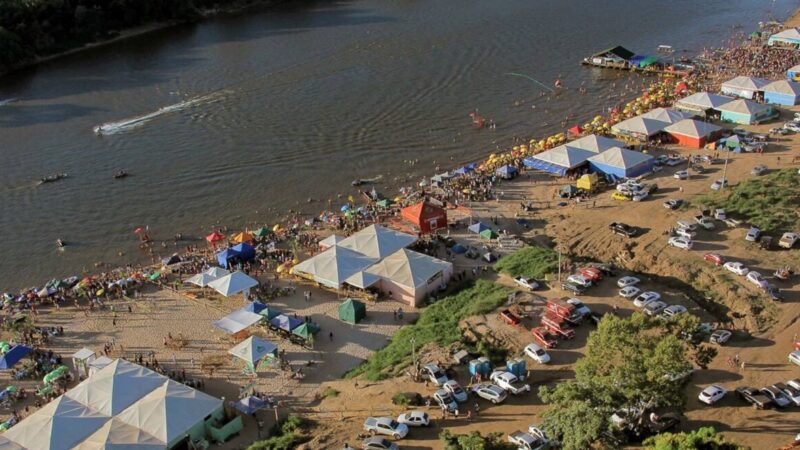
[[561, 282, 586, 294], [609, 222, 638, 238], [736, 386, 774, 410]]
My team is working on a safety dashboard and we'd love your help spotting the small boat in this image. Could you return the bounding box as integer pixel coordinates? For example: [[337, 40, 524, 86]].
[[114, 170, 128, 179], [56, 239, 65, 248], [775, 267, 794, 280], [351, 179, 364, 186], [39, 173, 68, 184]]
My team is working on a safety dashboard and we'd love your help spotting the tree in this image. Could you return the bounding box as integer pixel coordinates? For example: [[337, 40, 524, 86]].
[[439, 430, 516, 450], [643, 426, 748, 450], [538, 313, 714, 449]]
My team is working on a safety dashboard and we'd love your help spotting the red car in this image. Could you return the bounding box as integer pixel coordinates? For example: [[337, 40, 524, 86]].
[[541, 313, 575, 340], [578, 267, 603, 282], [703, 253, 724, 266], [532, 327, 559, 349], [499, 309, 521, 326]]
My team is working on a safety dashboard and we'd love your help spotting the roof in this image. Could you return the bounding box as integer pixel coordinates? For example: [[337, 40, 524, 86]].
[[788, 64, 800, 73], [337, 224, 417, 259], [202, 267, 230, 278], [587, 147, 654, 169], [3, 396, 110, 450], [65, 359, 166, 416], [185, 272, 219, 288], [611, 116, 669, 136], [343, 270, 380, 289], [565, 134, 625, 153], [640, 107, 693, 124], [716, 99, 772, 115], [366, 248, 452, 289], [212, 308, 264, 334], [292, 246, 378, 288], [663, 119, 722, 138], [762, 79, 800, 96], [319, 234, 344, 248], [675, 92, 734, 110], [401, 201, 446, 222], [528, 146, 595, 169], [721, 76, 768, 91], [72, 418, 164, 449], [770, 28, 800, 41], [592, 46, 634, 60], [207, 271, 258, 297], [72, 348, 95, 360], [228, 336, 277, 366]]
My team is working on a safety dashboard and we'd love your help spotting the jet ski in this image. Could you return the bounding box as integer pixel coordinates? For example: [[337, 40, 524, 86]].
[[40, 173, 68, 184], [114, 170, 128, 179]]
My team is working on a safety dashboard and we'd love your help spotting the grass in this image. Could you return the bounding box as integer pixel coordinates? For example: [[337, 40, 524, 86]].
[[493, 245, 558, 279], [246, 415, 311, 450], [346, 280, 511, 381], [321, 387, 339, 398], [692, 168, 800, 234]]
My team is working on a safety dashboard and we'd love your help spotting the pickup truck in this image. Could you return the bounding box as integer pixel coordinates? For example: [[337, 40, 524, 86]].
[[541, 313, 575, 339], [693, 215, 715, 230], [499, 309, 521, 326], [508, 431, 549, 450], [779, 232, 798, 249], [736, 386, 774, 410], [490, 371, 530, 395], [609, 222, 638, 238], [724, 218, 742, 228], [363, 417, 409, 439]]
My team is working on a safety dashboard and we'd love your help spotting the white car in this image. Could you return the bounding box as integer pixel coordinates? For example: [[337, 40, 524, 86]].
[[710, 178, 728, 190], [514, 276, 539, 290], [698, 385, 727, 405], [625, 180, 645, 191], [643, 300, 667, 316], [746, 271, 768, 289], [662, 304, 687, 317], [745, 227, 761, 242], [723, 261, 749, 276], [714, 209, 727, 220], [634, 291, 661, 308], [751, 165, 767, 176], [774, 383, 800, 406], [397, 411, 430, 427], [421, 363, 448, 386], [632, 190, 649, 202], [363, 417, 409, 439], [784, 121, 800, 132], [676, 220, 696, 231], [489, 371, 530, 395], [790, 351, 800, 367], [709, 329, 732, 345], [471, 383, 508, 404], [566, 274, 592, 288], [674, 170, 689, 180], [694, 215, 715, 230], [760, 387, 791, 408], [433, 389, 458, 412], [619, 286, 641, 298], [616, 184, 635, 194], [779, 232, 798, 249], [566, 298, 591, 316], [617, 276, 640, 288], [524, 343, 551, 364], [665, 157, 684, 166], [444, 380, 469, 403], [668, 236, 693, 250], [675, 228, 696, 239]]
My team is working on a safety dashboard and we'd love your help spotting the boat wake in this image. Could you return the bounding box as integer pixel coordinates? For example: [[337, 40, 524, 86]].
[[93, 92, 226, 135], [0, 98, 17, 106]]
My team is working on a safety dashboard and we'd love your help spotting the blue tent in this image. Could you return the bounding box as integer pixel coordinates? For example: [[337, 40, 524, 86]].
[[0, 345, 31, 369], [216, 248, 242, 268], [451, 244, 467, 254], [523, 157, 568, 176], [453, 167, 470, 175], [243, 301, 267, 314], [496, 165, 519, 179], [270, 314, 304, 332], [231, 243, 256, 261], [234, 395, 267, 414], [468, 222, 490, 234]]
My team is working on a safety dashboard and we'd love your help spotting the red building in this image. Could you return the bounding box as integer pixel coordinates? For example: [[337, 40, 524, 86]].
[[663, 119, 723, 149], [401, 201, 447, 234]]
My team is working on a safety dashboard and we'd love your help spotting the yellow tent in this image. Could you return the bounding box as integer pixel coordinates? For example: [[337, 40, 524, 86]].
[[576, 173, 600, 192], [231, 231, 254, 243]]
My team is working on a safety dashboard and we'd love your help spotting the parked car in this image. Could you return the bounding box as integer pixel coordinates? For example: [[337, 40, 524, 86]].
[[694, 215, 715, 230], [609, 222, 638, 238], [643, 300, 667, 316], [567, 274, 593, 288], [560, 282, 585, 294], [508, 431, 548, 450], [634, 291, 661, 308], [632, 190, 650, 202], [364, 417, 409, 439], [714, 209, 727, 220], [421, 364, 448, 386], [675, 227, 696, 239], [760, 387, 791, 408], [545, 298, 583, 325], [619, 286, 641, 298], [724, 217, 742, 228], [625, 180, 646, 191], [443, 380, 469, 403], [612, 191, 632, 201], [779, 232, 798, 249], [773, 382, 800, 406], [523, 343, 551, 364], [746, 271, 768, 289], [789, 351, 800, 367], [566, 298, 591, 316], [514, 276, 540, 290], [723, 261, 749, 276], [499, 309, 521, 326], [676, 220, 696, 231], [362, 437, 399, 450], [710, 330, 732, 345], [703, 253, 724, 266], [578, 267, 603, 282], [471, 383, 508, 404], [433, 389, 458, 412], [397, 411, 430, 427], [662, 304, 688, 318], [490, 371, 530, 395], [663, 199, 684, 210], [751, 164, 768, 176], [617, 276, 641, 288], [710, 178, 728, 190], [745, 227, 761, 242], [674, 170, 689, 180], [665, 157, 684, 166], [692, 164, 706, 174], [531, 327, 558, 349], [736, 386, 774, 409], [668, 236, 693, 250], [541, 313, 575, 340], [784, 121, 800, 132], [789, 379, 800, 391], [698, 385, 727, 405]]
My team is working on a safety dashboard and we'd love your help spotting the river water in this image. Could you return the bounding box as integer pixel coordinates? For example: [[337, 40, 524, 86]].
[[0, 0, 794, 289]]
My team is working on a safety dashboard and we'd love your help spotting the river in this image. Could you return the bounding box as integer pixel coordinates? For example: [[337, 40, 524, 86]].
[[0, 0, 794, 289]]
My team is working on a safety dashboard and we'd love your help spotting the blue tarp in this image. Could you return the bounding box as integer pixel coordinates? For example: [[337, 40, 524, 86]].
[[522, 157, 568, 176], [468, 222, 490, 234], [270, 314, 304, 332], [0, 345, 31, 369], [216, 248, 242, 268], [243, 301, 267, 314], [496, 165, 519, 176], [451, 244, 467, 254], [231, 243, 256, 261], [234, 396, 267, 414]]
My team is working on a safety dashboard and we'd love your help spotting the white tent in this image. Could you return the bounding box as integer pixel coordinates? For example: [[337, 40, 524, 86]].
[[3, 396, 110, 450], [367, 249, 453, 290], [72, 347, 97, 378], [319, 234, 344, 250], [674, 92, 734, 111], [72, 418, 165, 449], [588, 147, 653, 169], [564, 134, 625, 153], [720, 76, 768, 99], [212, 309, 264, 334], [769, 28, 800, 46], [337, 225, 417, 259], [207, 271, 259, 297], [640, 107, 693, 124], [343, 271, 380, 289], [116, 380, 222, 445], [611, 117, 669, 138], [717, 99, 772, 115], [292, 246, 378, 288], [185, 272, 219, 288], [529, 146, 595, 168], [203, 267, 230, 279], [0, 437, 25, 450], [89, 356, 114, 376], [663, 119, 722, 139], [66, 359, 167, 416], [228, 336, 277, 366]]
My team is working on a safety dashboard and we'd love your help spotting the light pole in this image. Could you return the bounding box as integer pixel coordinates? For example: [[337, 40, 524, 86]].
[[721, 149, 730, 190], [557, 245, 562, 282], [410, 338, 417, 379]]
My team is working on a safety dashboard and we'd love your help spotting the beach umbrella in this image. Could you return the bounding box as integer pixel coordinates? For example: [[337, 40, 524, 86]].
[[231, 231, 254, 244], [480, 229, 498, 240], [133, 227, 145, 234], [148, 272, 161, 281], [254, 227, 270, 238], [206, 232, 226, 244]]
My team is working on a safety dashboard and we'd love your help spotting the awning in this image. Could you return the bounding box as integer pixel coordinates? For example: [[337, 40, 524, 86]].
[[212, 309, 264, 334]]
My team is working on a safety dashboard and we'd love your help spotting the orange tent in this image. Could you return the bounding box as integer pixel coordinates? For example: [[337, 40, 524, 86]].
[[206, 232, 226, 244], [231, 231, 254, 243], [401, 201, 447, 234]]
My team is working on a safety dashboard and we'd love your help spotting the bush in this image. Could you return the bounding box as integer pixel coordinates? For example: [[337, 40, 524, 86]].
[[440, 429, 517, 450], [247, 415, 310, 450], [321, 387, 340, 398], [494, 246, 558, 279], [347, 280, 511, 380], [643, 426, 747, 450]]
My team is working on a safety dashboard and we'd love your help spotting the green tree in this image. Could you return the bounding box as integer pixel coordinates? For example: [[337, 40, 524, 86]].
[[643, 426, 748, 450], [539, 313, 714, 449], [440, 430, 516, 450]]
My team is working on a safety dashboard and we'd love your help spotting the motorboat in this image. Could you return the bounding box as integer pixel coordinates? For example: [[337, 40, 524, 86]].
[[40, 173, 67, 184]]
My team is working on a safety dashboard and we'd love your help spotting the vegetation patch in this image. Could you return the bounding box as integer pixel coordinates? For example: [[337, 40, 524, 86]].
[[321, 387, 340, 398], [246, 415, 311, 450], [440, 429, 516, 450], [347, 280, 511, 381], [494, 245, 558, 279], [643, 426, 746, 450], [692, 168, 800, 234]]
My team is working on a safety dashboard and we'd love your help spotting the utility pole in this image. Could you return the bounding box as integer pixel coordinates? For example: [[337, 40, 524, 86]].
[[410, 337, 417, 380], [557, 246, 562, 282], [721, 149, 730, 190]]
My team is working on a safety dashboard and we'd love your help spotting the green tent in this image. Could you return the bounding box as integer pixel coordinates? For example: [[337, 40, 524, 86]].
[[479, 229, 498, 240], [376, 199, 391, 208], [292, 322, 320, 340], [254, 227, 271, 237], [638, 55, 660, 68], [259, 307, 282, 321], [338, 298, 366, 324], [149, 271, 161, 281]]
